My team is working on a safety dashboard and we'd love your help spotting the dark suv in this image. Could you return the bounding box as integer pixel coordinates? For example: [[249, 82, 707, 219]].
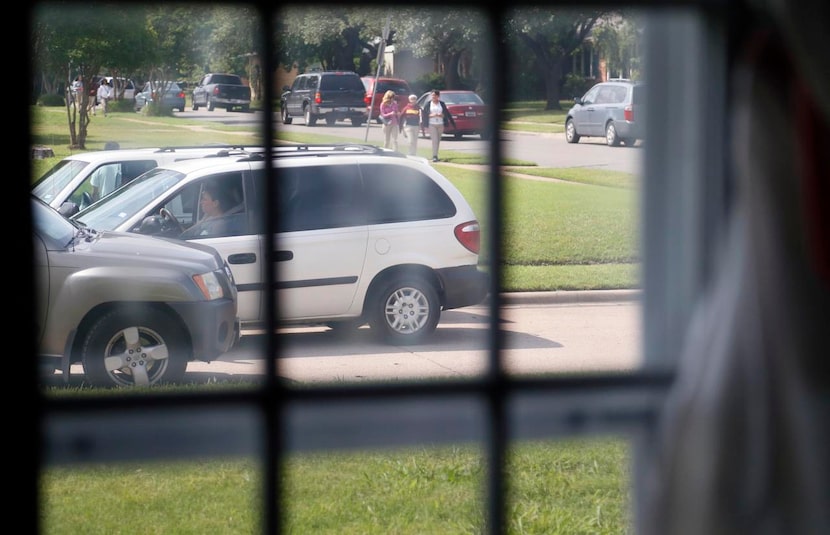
[[565, 79, 645, 147], [281, 71, 368, 127]]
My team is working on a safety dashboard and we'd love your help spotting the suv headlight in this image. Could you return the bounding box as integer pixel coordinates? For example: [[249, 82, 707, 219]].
[[193, 271, 225, 300]]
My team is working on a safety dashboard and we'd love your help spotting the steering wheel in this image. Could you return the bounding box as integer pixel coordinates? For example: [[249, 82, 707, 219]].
[[159, 208, 184, 233], [81, 191, 93, 210]]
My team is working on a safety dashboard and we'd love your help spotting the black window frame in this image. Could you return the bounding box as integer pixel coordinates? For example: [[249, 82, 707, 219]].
[[24, 2, 734, 534]]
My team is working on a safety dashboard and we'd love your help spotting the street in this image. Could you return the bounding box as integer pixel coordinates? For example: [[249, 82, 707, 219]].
[[181, 108, 644, 174], [185, 291, 642, 385]]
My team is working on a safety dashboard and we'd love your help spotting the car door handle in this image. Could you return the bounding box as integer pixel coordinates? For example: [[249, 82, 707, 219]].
[[227, 253, 256, 265], [275, 250, 293, 262]]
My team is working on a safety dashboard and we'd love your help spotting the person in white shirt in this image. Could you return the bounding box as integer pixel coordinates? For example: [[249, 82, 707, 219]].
[[422, 90, 457, 162], [96, 79, 113, 117]]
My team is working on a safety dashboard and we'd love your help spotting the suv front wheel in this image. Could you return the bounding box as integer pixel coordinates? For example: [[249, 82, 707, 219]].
[[368, 275, 440, 345], [81, 308, 189, 387]]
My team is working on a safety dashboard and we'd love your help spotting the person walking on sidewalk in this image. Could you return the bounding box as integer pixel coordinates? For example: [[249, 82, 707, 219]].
[[379, 90, 400, 151], [399, 94, 422, 156], [422, 89, 456, 162]]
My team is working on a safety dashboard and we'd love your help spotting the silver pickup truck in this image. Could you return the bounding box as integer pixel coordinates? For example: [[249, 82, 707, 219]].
[[191, 73, 252, 112]]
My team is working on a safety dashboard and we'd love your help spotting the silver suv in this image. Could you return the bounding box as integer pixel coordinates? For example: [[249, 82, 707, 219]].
[[34, 195, 239, 387], [73, 144, 489, 344], [565, 79, 645, 147]]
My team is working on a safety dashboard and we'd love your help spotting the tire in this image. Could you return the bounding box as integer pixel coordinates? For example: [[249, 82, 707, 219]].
[[325, 116, 336, 126], [192, 99, 199, 111], [304, 106, 316, 126], [226, 105, 233, 112], [565, 118, 580, 143], [350, 117, 363, 127], [281, 104, 292, 124], [454, 132, 463, 140], [207, 97, 215, 112], [367, 276, 440, 345], [605, 122, 621, 146], [81, 308, 189, 387]]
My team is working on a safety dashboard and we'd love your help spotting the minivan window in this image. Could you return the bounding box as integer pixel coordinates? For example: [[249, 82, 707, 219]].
[[362, 164, 457, 223]]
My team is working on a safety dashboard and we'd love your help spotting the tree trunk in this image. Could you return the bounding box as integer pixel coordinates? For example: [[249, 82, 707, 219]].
[[445, 50, 462, 89], [544, 60, 564, 111]]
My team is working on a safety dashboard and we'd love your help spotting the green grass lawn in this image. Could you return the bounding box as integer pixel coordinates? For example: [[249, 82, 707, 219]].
[[41, 438, 631, 535]]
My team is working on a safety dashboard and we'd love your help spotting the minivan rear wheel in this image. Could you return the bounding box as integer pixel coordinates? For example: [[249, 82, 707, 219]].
[[368, 276, 440, 345], [605, 122, 621, 146]]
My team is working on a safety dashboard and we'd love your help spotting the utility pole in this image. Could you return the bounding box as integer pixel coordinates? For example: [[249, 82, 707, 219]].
[[364, 14, 391, 142]]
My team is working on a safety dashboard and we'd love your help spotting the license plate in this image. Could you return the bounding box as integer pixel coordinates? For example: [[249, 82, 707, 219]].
[[465, 111, 477, 117], [336, 107, 350, 112]]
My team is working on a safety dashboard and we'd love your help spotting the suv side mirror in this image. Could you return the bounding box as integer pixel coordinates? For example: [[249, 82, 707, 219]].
[[58, 201, 79, 218], [138, 215, 163, 235]]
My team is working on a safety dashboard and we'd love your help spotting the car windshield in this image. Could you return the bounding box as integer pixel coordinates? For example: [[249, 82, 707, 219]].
[[72, 167, 187, 231], [32, 197, 78, 249], [31, 159, 89, 204]]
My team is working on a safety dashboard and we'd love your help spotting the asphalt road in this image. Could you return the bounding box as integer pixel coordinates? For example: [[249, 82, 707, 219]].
[[182, 108, 643, 174]]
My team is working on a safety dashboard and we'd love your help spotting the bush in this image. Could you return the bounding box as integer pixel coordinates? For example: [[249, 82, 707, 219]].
[[562, 74, 597, 100], [37, 93, 66, 107], [108, 99, 134, 113], [140, 103, 176, 117]]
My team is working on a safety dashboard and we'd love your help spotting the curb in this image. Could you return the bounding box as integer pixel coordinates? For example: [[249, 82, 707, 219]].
[[492, 289, 641, 306]]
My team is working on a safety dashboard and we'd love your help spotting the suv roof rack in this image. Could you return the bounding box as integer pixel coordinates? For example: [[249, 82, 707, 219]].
[[155, 144, 260, 153], [274, 144, 407, 158], [200, 148, 266, 161]]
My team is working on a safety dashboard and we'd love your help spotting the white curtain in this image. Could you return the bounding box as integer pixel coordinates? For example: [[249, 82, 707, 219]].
[[641, 2, 830, 533]]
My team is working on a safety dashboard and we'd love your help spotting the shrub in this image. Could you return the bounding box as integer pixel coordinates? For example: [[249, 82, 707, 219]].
[[108, 99, 134, 113], [562, 74, 596, 100], [38, 94, 66, 107]]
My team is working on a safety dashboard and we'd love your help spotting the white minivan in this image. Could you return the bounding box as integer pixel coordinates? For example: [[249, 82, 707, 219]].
[[72, 144, 489, 344]]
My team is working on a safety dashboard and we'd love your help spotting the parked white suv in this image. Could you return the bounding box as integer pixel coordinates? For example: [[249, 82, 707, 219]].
[[73, 144, 489, 344], [32, 145, 264, 216]]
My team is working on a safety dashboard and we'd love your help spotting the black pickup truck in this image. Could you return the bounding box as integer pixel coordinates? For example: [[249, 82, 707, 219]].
[[191, 73, 252, 112]]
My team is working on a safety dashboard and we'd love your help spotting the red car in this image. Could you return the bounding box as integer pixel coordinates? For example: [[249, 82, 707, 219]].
[[361, 76, 412, 123], [416, 90, 490, 140]]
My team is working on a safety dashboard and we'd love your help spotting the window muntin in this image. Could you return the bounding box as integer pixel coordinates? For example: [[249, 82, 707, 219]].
[[27, 2, 728, 532]]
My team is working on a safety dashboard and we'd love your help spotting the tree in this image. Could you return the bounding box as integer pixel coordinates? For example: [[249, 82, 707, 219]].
[[33, 4, 145, 149], [506, 9, 607, 110], [395, 9, 487, 91], [276, 7, 395, 75]]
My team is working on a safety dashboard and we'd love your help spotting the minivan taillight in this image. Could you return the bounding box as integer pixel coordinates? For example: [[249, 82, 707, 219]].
[[314, 91, 322, 105], [364, 94, 372, 106], [454, 220, 481, 254], [624, 105, 634, 122]]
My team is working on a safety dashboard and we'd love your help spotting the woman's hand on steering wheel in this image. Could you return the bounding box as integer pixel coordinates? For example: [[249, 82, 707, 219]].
[[159, 207, 185, 233]]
